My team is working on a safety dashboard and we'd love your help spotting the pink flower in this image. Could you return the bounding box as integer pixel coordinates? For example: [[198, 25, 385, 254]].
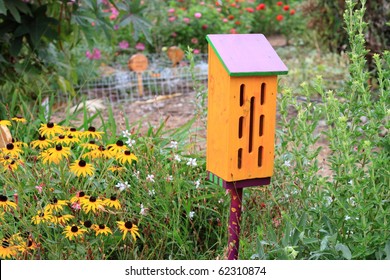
[[114, 24, 119, 30], [171, 32, 177, 38], [194, 12, 202, 18], [109, 7, 119, 20], [183, 17, 190, 23], [245, 7, 254, 13], [169, 16, 176, 22], [168, 8, 175, 13], [223, 18, 228, 23], [35, 183, 44, 193], [191, 38, 199, 44], [230, 28, 237, 34], [86, 48, 101, 60], [71, 202, 81, 210], [135, 42, 145, 51], [118, 40, 129, 49], [193, 49, 200, 54]]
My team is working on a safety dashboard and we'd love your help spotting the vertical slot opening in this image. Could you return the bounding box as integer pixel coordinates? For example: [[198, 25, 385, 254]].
[[259, 115, 264, 136], [260, 83, 266, 105], [248, 97, 255, 153], [237, 148, 242, 169], [258, 146, 263, 167], [238, 117, 244, 139], [240, 84, 245, 106]]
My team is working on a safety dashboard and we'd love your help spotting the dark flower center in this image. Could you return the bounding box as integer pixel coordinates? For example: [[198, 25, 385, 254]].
[[124, 150, 131, 155], [84, 220, 92, 228], [59, 135, 65, 139], [124, 221, 133, 229], [99, 224, 105, 230], [6, 143, 14, 150], [70, 128, 77, 132], [27, 239, 33, 247], [52, 198, 58, 204], [55, 145, 62, 151], [47, 122, 54, 128], [99, 145, 105, 151], [110, 195, 117, 201], [116, 140, 124, 146], [38, 135, 46, 141], [10, 160, 15, 165], [78, 160, 87, 167], [0, 195, 7, 202], [88, 126, 96, 132], [68, 135, 73, 139], [79, 191, 85, 197], [71, 226, 79, 233], [89, 140, 95, 144], [39, 212, 45, 217], [89, 196, 96, 202]]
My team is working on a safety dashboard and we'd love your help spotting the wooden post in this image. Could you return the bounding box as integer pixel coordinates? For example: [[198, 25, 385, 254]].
[[228, 187, 243, 260], [0, 125, 12, 148]]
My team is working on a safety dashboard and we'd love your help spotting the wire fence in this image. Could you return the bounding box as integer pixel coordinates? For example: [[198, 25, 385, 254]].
[[72, 53, 208, 104]]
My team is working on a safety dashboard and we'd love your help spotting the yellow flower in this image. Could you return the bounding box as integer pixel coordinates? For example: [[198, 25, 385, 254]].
[[39, 145, 71, 164], [70, 191, 89, 205], [63, 225, 87, 241], [1, 143, 23, 157], [82, 196, 104, 214], [30, 135, 52, 149], [0, 239, 17, 259], [52, 135, 78, 146], [80, 140, 100, 150], [50, 214, 74, 225], [108, 165, 125, 173], [103, 195, 121, 209], [2, 159, 22, 172], [93, 224, 113, 236], [116, 150, 138, 165], [44, 198, 68, 212], [0, 119, 11, 127], [39, 122, 64, 138], [0, 195, 17, 211], [117, 221, 141, 240], [81, 126, 103, 139], [31, 209, 53, 224], [107, 140, 126, 155], [11, 116, 27, 123], [70, 160, 94, 177]]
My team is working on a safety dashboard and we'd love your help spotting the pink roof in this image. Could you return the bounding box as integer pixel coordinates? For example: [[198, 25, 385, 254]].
[[206, 34, 288, 76]]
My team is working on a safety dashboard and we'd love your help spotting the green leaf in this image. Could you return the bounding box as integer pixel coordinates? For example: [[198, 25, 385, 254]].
[[384, 240, 390, 260], [6, 1, 21, 23], [9, 36, 23, 56], [335, 243, 352, 260]]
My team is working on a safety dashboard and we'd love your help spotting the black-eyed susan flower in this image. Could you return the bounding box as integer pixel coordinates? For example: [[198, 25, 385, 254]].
[[11, 116, 27, 123], [52, 135, 71, 146], [117, 221, 140, 240], [116, 150, 138, 165], [0, 195, 17, 211], [80, 220, 94, 230], [16, 236, 38, 253], [47, 144, 71, 162], [82, 196, 104, 214], [107, 165, 125, 173], [31, 209, 53, 224], [30, 135, 52, 149], [50, 214, 74, 225], [1, 143, 23, 157], [107, 140, 126, 155], [81, 126, 103, 139], [39, 122, 64, 138], [44, 197, 68, 212], [63, 225, 87, 241], [0, 239, 17, 259], [70, 160, 94, 177], [2, 159, 22, 172], [0, 119, 11, 127], [103, 195, 121, 209], [70, 191, 89, 205], [80, 140, 99, 150], [93, 224, 112, 236]]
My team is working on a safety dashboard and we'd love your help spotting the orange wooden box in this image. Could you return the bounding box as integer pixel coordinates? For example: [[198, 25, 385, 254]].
[[206, 34, 288, 187]]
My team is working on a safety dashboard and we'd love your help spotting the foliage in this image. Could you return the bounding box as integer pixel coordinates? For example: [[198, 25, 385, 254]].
[[251, 0, 389, 260]]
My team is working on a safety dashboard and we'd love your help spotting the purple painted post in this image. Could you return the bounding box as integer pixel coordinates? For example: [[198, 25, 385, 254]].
[[227, 187, 243, 260]]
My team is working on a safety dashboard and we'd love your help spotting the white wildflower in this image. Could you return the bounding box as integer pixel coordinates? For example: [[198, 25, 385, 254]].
[[284, 160, 291, 167], [148, 189, 155, 196], [189, 211, 195, 220], [166, 175, 173, 182], [122, 130, 131, 138], [115, 181, 130, 192], [126, 138, 136, 147], [345, 215, 351, 221], [146, 174, 155, 183], [324, 196, 333, 206], [174, 154, 181, 162], [194, 179, 201, 189], [133, 170, 140, 179], [169, 140, 178, 149], [186, 158, 197, 167], [140, 204, 149, 216]]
